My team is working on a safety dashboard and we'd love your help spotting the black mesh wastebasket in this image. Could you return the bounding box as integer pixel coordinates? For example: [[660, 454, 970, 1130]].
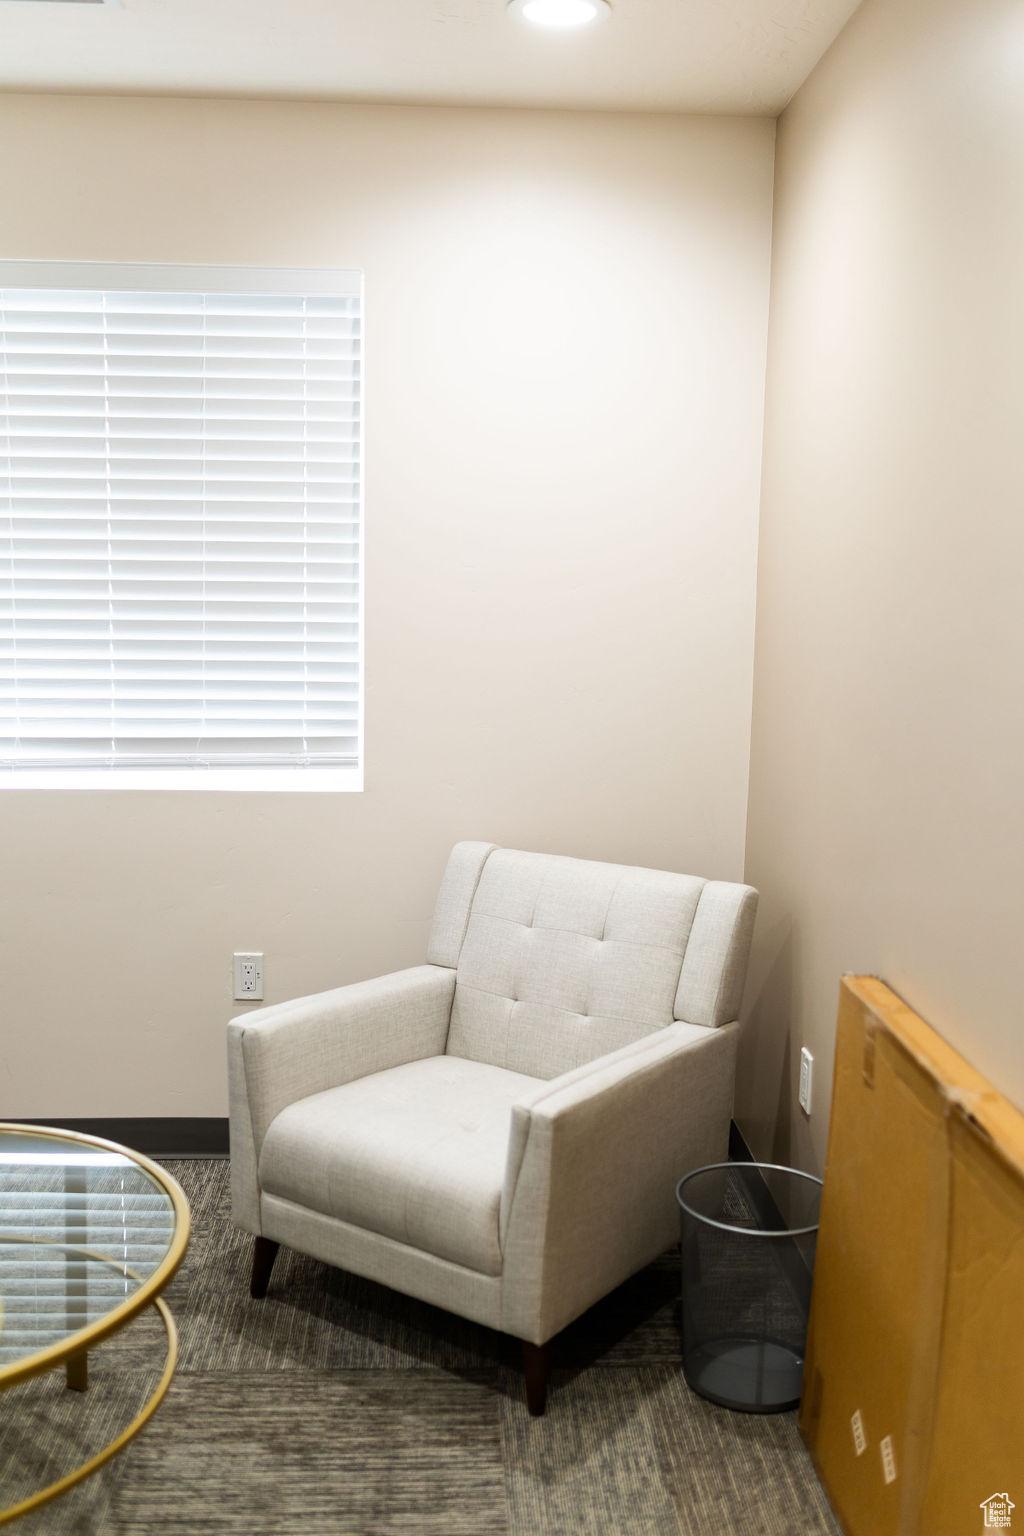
[[676, 1162, 822, 1413]]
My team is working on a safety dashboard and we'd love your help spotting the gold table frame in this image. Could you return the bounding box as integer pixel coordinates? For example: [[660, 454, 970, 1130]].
[[0, 1123, 191, 1525]]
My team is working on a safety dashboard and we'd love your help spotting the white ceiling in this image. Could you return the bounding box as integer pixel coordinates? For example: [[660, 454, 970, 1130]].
[[0, 0, 862, 115]]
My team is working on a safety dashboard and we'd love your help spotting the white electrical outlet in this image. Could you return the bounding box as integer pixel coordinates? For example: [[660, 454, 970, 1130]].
[[233, 952, 264, 1001], [799, 1046, 813, 1115]]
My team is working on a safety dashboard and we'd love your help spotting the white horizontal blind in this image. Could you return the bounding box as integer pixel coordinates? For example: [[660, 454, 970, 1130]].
[[0, 261, 363, 787]]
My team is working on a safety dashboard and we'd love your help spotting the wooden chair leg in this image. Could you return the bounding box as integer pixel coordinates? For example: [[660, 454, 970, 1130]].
[[250, 1236, 280, 1298], [65, 1351, 88, 1392], [523, 1340, 549, 1416]]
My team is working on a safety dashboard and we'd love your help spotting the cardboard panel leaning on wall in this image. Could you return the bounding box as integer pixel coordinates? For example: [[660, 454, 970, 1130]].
[[799, 977, 957, 1536], [801, 976, 1024, 1536], [919, 1100, 1024, 1534]]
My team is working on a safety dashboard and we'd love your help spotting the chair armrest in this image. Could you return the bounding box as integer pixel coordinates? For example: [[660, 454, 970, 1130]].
[[498, 1021, 737, 1344], [228, 963, 455, 1232]]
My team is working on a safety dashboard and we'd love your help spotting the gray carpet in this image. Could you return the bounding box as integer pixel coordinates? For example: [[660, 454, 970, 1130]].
[[0, 1160, 841, 1535]]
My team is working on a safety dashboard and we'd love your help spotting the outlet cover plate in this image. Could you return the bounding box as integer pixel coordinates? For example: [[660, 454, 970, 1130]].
[[233, 952, 264, 1001], [799, 1046, 813, 1115]]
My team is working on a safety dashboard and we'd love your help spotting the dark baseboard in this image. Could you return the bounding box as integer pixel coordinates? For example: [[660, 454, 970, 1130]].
[[726, 1119, 816, 1295], [728, 1120, 793, 1233], [5, 1117, 229, 1158], [728, 1119, 754, 1164]]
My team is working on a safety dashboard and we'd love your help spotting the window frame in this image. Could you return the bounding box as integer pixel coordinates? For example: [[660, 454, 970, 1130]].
[[0, 260, 364, 792]]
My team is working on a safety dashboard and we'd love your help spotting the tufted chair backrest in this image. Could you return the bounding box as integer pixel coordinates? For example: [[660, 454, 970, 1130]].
[[426, 843, 757, 1081]]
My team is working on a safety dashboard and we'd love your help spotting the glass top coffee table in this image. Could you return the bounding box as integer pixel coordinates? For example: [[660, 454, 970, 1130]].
[[0, 1123, 190, 1525]]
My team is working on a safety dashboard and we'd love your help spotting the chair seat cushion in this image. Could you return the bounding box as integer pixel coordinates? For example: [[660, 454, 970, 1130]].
[[258, 1055, 542, 1276]]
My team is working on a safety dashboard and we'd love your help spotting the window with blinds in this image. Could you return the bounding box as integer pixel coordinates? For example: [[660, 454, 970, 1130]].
[[0, 261, 363, 790]]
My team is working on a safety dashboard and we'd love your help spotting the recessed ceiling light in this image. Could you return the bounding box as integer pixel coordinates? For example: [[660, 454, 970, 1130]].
[[507, 0, 611, 30]]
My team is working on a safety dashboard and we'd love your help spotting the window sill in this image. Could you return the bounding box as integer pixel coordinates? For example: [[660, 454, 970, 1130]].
[[0, 769, 364, 792]]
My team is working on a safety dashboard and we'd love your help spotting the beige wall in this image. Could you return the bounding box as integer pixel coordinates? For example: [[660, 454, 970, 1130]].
[[739, 0, 1024, 1170], [0, 95, 775, 1116]]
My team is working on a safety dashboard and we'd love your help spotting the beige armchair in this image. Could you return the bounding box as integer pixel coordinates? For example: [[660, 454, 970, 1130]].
[[228, 842, 757, 1412]]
